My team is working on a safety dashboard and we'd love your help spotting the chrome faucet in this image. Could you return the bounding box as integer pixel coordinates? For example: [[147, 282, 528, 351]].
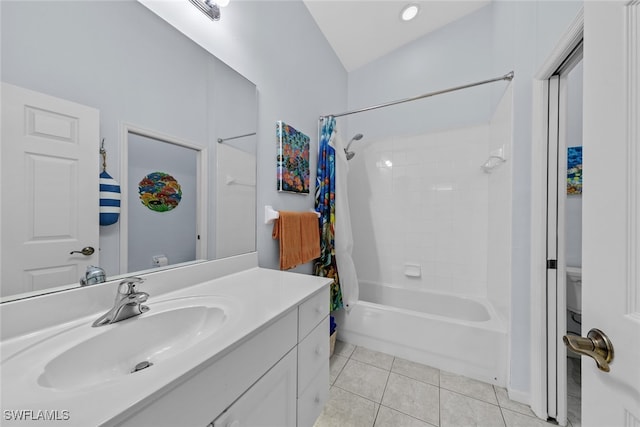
[[92, 277, 149, 327]]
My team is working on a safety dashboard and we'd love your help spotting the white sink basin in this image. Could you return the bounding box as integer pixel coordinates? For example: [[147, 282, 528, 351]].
[[11, 296, 232, 392]]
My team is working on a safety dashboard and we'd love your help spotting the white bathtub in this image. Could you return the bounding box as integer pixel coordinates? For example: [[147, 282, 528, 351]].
[[334, 281, 508, 386]]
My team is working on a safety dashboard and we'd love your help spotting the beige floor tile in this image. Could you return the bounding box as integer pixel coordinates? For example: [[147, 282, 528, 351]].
[[334, 359, 390, 403], [494, 387, 536, 417], [440, 389, 504, 427], [352, 346, 395, 370], [440, 370, 498, 405], [314, 386, 378, 427], [334, 340, 356, 358], [381, 372, 439, 426], [392, 357, 440, 386], [329, 354, 349, 385], [374, 406, 436, 427], [502, 408, 558, 427]]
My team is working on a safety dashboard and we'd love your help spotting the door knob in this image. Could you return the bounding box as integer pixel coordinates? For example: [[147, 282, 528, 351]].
[[563, 328, 614, 372], [69, 246, 95, 256]]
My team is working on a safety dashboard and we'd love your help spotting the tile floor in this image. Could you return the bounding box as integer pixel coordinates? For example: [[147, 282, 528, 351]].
[[315, 341, 579, 427]]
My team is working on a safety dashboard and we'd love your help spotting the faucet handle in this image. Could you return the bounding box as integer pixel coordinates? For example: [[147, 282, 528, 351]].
[[117, 276, 145, 295]]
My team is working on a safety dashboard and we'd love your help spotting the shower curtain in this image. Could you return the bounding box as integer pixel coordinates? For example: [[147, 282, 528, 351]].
[[314, 116, 359, 311], [314, 117, 343, 312], [332, 131, 359, 310]]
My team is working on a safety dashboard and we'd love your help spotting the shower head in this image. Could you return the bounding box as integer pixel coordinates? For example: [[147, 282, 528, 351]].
[[345, 133, 363, 151], [344, 133, 363, 160]]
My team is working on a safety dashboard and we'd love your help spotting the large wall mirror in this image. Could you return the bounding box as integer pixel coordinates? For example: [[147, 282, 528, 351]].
[[0, 0, 258, 302]]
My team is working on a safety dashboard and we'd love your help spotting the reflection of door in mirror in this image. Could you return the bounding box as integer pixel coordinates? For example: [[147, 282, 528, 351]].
[[123, 128, 206, 274], [1, 83, 99, 298]]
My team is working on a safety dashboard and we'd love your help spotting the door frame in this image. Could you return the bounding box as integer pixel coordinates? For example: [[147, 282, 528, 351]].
[[530, 8, 583, 423], [119, 122, 208, 274]]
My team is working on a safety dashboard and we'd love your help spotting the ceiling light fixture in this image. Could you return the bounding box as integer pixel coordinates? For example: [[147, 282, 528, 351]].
[[189, 0, 229, 21], [400, 3, 420, 22]]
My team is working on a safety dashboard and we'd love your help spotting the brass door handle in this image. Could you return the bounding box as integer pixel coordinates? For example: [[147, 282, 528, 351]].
[[563, 328, 614, 372], [70, 246, 95, 256]]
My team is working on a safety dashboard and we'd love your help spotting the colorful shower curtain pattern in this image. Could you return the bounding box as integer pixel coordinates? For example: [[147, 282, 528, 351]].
[[314, 116, 343, 312]]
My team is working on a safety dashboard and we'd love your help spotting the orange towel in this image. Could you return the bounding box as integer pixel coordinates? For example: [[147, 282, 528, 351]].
[[272, 211, 320, 270]]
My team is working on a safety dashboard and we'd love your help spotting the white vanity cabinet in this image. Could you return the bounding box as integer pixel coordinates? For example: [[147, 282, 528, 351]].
[[211, 287, 330, 427], [114, 285, 330, 427], [296, 289, 331, 427]]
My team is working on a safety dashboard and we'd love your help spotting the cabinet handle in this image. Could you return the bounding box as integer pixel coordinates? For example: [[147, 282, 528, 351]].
[[315, 345, 323, 356]]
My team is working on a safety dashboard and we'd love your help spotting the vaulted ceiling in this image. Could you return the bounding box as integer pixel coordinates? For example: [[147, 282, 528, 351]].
[[303, 1, 491, 72]]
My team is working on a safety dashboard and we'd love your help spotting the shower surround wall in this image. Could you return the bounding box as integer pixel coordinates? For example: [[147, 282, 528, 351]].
[[349, 87, 512, 320]]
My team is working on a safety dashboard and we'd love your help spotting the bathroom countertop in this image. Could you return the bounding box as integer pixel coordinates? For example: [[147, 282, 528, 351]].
[[0, 266, 332, 426]]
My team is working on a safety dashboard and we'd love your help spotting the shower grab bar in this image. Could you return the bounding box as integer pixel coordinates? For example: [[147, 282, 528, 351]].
[[217, 132, 257, 144], [264, 205, 320, 224], [319, 71, 514, 120]]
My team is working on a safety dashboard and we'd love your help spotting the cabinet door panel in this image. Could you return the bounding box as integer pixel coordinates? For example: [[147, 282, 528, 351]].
[[212, 349, 297, 427], [297, 360, 329, 427]]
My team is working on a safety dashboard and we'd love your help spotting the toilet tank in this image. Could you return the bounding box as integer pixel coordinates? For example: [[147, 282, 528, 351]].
[[566, 266, 582, 314]]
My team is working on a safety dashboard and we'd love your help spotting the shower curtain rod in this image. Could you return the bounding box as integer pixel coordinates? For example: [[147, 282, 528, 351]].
[[319, 71, 514, 120], [217, 132, 257, 143]]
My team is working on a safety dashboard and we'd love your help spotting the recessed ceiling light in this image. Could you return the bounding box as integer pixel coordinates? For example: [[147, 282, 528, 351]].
[[400, 4, 420, 22]]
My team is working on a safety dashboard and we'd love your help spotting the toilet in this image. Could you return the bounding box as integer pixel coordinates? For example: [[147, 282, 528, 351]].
[[566, 266, 582, 340]]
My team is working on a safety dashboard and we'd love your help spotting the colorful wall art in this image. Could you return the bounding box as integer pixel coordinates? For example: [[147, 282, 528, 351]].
[[277, 121, 310, 194], [138, 172, 182, 212], [567, 146, 582, 195]]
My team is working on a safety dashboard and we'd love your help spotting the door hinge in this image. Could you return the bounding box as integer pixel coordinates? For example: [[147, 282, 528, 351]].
[[547, 259, 558, 269]]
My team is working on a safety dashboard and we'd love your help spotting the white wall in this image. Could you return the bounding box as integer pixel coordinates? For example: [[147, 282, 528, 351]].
[[346, 5, 495, 141], [491, 0, 582, 398]]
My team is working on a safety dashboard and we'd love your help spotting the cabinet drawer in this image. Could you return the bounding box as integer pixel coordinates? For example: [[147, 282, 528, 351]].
[[297, 360, 329, 427], [298, 286, 329, 341], [297, 315, 329, 395]]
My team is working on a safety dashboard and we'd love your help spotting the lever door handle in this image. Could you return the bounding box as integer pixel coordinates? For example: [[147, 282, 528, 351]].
[[563, 328, 614, 372], [70, 246, 95, 256]]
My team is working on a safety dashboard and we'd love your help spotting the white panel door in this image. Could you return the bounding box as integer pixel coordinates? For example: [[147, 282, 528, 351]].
[[581, 2, 640, 425], [1, 83, 99, 297]]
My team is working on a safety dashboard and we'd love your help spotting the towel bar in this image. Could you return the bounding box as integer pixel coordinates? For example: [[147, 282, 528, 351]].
[[264, 205, 320, 224]]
